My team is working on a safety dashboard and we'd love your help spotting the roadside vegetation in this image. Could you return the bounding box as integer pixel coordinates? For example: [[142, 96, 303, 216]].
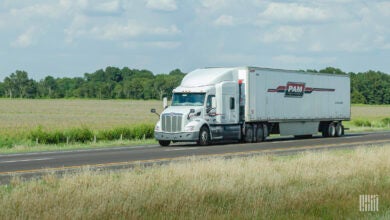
[[1, 144, 389, 219], [345, 105, 390, 132]]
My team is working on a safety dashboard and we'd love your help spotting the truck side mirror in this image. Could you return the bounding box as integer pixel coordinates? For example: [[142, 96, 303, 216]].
[[211, 97, 216, 109], [163, 97, 168, 109], [150, 108, 159, 117], [187, 109, 196, 120]]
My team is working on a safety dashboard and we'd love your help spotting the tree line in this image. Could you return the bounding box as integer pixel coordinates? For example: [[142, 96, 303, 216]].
[[0, 66, 389, 104], [0, 67, 185, 100]]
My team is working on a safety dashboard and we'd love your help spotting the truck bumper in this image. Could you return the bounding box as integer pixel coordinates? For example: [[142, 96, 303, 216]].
[[155, 131, 199, 141]]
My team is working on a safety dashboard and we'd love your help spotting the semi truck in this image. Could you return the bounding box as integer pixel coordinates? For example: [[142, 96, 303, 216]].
[[151, 67, 350, 146]]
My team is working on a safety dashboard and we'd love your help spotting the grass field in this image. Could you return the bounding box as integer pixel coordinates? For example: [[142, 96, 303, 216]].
[[0, 99, 389, 151], [351, 105, 390, 119], [0, 99, 388, 134], [345, 105, 390, 131], [0, 99, 163, 136], [1, 144, 389, 219]]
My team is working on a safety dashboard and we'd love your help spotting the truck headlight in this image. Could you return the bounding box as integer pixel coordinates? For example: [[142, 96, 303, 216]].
[[154, 125, 160, 132], [184, 125, 195, 132]]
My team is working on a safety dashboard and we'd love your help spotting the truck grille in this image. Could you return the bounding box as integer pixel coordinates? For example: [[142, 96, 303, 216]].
[[161, 113, 183, 132]]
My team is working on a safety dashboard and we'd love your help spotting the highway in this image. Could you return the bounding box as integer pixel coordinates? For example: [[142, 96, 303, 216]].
[[0, 131, 389, 184]]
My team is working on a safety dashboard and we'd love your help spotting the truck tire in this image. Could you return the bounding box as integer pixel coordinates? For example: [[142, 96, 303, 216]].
[[328, 123, 336, 137], [256, 125, 264, 142], [335, 123, 343, 137], [159, 140, 171, 146], [244, 125, 253, 143], [198, 126, 210, 146], [263, 124, 268, 140]]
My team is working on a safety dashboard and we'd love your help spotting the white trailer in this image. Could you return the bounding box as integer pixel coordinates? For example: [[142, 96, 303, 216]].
[[152, 67, 350, 146]]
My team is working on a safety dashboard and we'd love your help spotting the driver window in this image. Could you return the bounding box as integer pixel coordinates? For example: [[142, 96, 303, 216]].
[[206, 95, 215, 112]]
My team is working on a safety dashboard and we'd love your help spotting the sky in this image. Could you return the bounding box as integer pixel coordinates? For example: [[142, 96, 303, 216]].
[[1, 0, 390, 80]]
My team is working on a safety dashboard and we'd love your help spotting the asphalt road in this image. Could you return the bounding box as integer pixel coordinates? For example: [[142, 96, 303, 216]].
[[1, 131, 390, 184]]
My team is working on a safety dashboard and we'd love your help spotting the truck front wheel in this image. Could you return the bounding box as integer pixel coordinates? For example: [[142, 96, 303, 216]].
[[198, 126, 210, 146], [159, 140, 171, 146]]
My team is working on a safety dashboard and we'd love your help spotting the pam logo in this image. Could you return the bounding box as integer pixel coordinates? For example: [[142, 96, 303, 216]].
[[285, 82, 305, 97]]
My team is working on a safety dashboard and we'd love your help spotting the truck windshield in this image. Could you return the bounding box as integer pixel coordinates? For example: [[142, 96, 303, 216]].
[[172, 93, 206, 106]]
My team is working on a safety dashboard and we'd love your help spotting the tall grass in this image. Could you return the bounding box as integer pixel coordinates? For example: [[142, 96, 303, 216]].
[[1, 145, 389, 219], [27, 124, 154, 145]]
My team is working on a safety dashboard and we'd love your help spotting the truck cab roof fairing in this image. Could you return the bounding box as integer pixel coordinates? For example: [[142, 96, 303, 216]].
[[180, 67, 240, 87]]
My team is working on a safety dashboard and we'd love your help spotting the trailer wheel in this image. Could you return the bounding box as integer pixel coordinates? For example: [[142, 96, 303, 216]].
[[263, 124, 268, 141], [256, 125, 264, 142], [198, 126, 210, 146], [335, 123, 343, 137], [244, 125, 253, 143], [159, 140, 171, 146], [328, 123, 336, 137]]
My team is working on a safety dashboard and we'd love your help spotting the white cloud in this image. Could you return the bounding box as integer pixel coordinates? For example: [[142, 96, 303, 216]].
[[89, 1, 123, 15], [200, 0, 227, 10], [89, 21, 180, 40], [9, 3, 62, 18], [60, 0, 89, 10], [262, 26, 304, 43], [11, 27, 38, 48], [146, 0, 177, 11], [150, 25, 181, 35], [214, 15, 234, 26], [259, 2, 330, 23], [64, 14, 89, 43], [375, 2, 390, 17]]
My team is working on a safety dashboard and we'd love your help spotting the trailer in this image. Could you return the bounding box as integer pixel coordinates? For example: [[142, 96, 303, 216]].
[[151, 67, 350, 146]]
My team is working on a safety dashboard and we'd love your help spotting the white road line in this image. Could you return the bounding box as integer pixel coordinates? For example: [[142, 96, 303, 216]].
[[271, 140, 295, 144], [0, 145, 159, 158], [0, 158, 53, 164], [344, 136, 361, 139], [164, 148, 200, 152]]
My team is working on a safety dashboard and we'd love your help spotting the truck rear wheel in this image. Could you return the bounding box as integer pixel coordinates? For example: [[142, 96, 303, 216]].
[[198, 126, 210, 146], [335, 123, 343, 137], [328, 123, 336, 137], [244, 125, 253, 143], [256, 125, 264, 142], [159, 140, 171, 146]]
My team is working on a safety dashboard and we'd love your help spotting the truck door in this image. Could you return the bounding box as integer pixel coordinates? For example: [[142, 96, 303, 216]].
[[216, 82, 239, 124], [204, 95, 217, 125]]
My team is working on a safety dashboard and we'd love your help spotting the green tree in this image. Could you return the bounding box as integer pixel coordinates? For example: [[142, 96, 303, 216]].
[[40, 76, 57, 98], [3, 70, 32, 98], [319, 67, 346, 75]]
